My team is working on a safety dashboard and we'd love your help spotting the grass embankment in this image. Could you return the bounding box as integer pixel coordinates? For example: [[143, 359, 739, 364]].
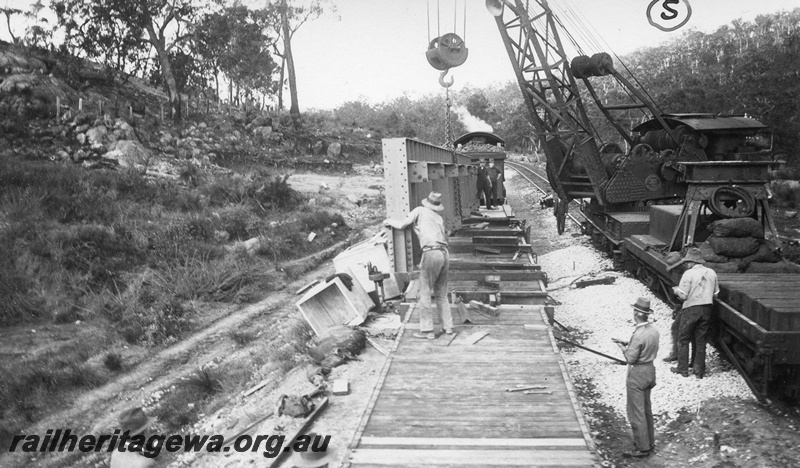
[[0, 149, 347, 449]]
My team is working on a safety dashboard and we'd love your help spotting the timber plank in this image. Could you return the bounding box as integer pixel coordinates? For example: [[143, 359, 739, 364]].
[[349, 449, 594, 466], [363, 429, 584, 439], [358, 437, 587, 448]]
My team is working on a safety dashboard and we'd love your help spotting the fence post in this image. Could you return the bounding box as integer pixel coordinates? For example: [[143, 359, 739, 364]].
[[78, 98, 83, 111], [160, 102, 164, 123], [56, 96, 60, 121], [129, 105, 133, 119]]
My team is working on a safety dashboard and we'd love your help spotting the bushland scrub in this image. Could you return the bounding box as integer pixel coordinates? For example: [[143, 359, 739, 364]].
[[0, 140, 350, 449]]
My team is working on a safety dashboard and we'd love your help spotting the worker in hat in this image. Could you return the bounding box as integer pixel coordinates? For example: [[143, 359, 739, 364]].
[[486, 159, 501, 207], [612, 297, 660, 458], [662, 253, 696, 365], [110, 407, 156, 468], [476, 159, 494, 209], [669, 247, 719, 379], [383, 191, 453, 339]]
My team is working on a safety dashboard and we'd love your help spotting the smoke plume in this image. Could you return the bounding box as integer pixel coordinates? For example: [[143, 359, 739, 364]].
[[453, 106, 493, 133]]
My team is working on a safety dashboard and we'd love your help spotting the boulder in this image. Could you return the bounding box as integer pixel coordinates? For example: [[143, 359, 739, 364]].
[[250, 115, 272, 128], [231, 110, 247, 124], [252, 126, 272, 139], [326, 142, 342, 158], [75, 124, 91, 134], [85, 125, 108, 147], [76, 133, 86, 145], [103, 140, 151, 169], [73, 112, 93, 126], [113, 119, 137, 141], [71, 149, 88, 162]]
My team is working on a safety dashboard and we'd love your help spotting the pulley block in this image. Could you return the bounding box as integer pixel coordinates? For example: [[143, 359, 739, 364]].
[[570, 52, 613, 79], [426, 33, 469, 71]]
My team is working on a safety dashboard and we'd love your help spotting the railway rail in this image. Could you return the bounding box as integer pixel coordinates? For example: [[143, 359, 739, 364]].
[[504, 160, 583, 228]]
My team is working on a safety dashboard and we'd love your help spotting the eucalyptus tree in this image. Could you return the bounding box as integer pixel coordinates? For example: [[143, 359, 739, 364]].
[[52, 0, 202, 122]]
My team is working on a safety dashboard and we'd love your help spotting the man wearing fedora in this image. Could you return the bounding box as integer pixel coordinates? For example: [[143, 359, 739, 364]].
[[110, 407, 155, 468], [487, 159, 501, 207], [670, 247, 719, 379], [384, 191, 453, 339], [476, 159, 494, 209], [612, 297, 660, 458]]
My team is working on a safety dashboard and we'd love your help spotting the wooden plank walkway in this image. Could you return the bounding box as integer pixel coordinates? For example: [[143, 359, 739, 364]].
[[346, 302, 598, 467]]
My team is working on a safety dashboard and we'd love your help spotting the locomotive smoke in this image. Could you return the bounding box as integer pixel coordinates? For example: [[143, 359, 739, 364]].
[[453, 106, 493, 133]]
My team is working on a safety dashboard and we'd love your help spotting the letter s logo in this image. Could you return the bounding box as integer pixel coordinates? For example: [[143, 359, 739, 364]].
[[647, 0, 692, 32], [660, 0, 679, 20]]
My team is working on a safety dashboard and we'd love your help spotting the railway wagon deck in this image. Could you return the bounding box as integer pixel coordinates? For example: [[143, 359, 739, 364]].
[[346, 208, 598, 467]]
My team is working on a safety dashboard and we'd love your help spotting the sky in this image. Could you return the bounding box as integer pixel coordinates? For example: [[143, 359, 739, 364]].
[[2, 0, 799, 110]]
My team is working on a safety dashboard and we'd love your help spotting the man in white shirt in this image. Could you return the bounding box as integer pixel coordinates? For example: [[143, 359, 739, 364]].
[[670, 248, 719, 379], [384, 191, 453, 339]]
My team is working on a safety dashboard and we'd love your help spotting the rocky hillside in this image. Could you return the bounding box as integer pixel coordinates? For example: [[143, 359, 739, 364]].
[[0, 40, 381, 176]]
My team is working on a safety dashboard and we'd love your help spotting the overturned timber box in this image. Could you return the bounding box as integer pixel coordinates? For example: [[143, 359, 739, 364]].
[[296, 276, 373, 336]]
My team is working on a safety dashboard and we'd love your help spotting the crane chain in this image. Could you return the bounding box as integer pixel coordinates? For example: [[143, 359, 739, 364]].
[[443, 89, 463, 224]]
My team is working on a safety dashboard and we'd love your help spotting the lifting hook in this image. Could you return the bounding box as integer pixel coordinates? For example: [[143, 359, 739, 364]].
[[439, 69, 454, 88]]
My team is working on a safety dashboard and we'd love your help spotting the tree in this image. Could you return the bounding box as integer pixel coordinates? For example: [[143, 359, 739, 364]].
[[195, 6, 276, 104], [269, 0, 333, 120], [0, 7, 22, 44], [52, 0, 200, 123]]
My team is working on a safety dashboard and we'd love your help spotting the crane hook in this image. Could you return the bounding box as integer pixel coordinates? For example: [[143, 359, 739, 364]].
[[439, 69, 454, 88]]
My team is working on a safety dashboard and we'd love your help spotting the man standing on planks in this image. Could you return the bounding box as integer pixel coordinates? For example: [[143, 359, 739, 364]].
[[670, 247, 719, 379], [612, 297, 660, 458], [476, 159, 494, 210], [383, 191, 453, 340]]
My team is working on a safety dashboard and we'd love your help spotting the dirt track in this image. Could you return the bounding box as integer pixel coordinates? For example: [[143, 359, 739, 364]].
[[5, 165, 799, 468]]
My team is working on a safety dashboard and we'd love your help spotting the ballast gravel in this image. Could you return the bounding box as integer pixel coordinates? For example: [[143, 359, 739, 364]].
[[538, 242, 755, 426]]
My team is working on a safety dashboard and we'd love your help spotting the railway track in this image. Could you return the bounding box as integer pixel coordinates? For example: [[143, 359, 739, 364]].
[[505, 160, 583, 227]]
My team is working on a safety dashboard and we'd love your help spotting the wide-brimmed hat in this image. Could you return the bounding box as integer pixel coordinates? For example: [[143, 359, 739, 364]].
[[290, 434, 338, 467], [118, 407, 153, 436], [666, 247, 705, 271], [632, 297, 653, 314], [421, 191, 444, 212]]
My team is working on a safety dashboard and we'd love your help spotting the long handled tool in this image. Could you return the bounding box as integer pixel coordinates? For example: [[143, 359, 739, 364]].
[[554, 335, 627, 365]]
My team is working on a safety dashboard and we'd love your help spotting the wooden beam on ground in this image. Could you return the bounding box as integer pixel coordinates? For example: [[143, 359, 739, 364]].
[[266, 397, 329, 468], [574, 277, 616, 288]]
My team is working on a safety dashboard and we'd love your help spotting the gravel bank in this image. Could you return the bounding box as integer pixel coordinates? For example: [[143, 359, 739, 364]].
[[539, 243, 756, 425]]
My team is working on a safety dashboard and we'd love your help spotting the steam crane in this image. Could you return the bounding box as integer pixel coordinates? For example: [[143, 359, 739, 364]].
[[485, 0, 800, 403], [485, 0, 775, 240]]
